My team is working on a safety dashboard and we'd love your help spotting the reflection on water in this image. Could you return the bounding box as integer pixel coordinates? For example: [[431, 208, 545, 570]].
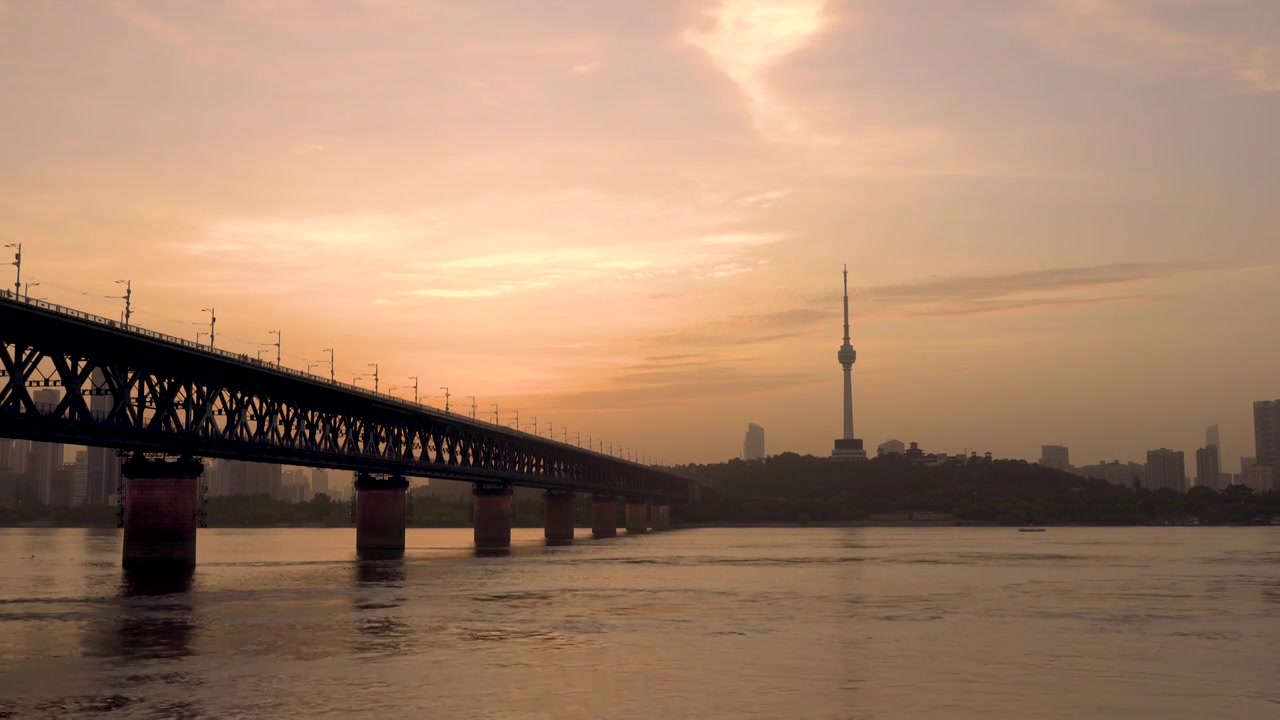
[[0, 527, 1277, 719]]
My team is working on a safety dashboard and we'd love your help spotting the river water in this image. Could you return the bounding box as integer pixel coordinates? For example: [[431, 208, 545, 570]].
[[0, 526, 1276, 719]]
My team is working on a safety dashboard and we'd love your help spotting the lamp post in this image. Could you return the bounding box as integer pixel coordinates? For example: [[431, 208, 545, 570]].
[[586, 434, 592, 451], [561, 426, 568, 443], [24, 281, 39, 300], [438, 386, 450, 412], [322, 348, 334, 381], [408, 376, 419, 404], [367, 363, 379, 393], [266, 330, 281, 366], [257, 349, 270, 362], [467, 395, 477, 419], [528, 416, 538, 436], [197, 331, 209, 346], [201, 307, 216, 349], [545, 422, 553, 439], [491, 403, 499, 425], [113, 279, 132, 327], [4, 242, 20, 298], [514, 410, 520, 431], [307, 363, 321, 374]]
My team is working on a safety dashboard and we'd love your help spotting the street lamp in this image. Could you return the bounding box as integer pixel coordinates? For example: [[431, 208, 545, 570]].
[[113, 279, 132, 327], [561, 426, 568, 443], [466, 395, 477, 419], [256, 349, 270, 362], [545, 422, 553, 439], [307, 363, 321, 374], [528, 416, 538, 436], [266, 330, 281, 366], [438, 386, 450, 412], [201, 308, 216, 349], [24, 281, 39, 300], [322, 348, 335, 381], [196, 330, 209, 346], [4, 242, 20, 298], [367, 363, 379, 393], [491, 403, 499, 425], [408, 376, 419, 404]]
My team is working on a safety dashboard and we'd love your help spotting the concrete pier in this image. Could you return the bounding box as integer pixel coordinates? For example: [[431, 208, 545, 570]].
[[625, 500, 649, 535], [473, 483, 514, 549], [652, 503, 671, 531], [592, 495, 618, 538], [543, 490, 575, 544], [355, 473, 410, 558], [121, 455, 203, 569]]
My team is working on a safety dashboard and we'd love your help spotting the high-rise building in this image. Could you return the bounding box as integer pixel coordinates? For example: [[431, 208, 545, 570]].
[[743, 423, 765, 461], [1145, 448, 1186, 492], [29, 389, 64, 504], [1077, 460, 1146, 487], [71, 450, 89, 505], [1241, 456, 1256, 473], [312, 468, 330, 498], [1240, 465, 1274, 491], [831, 265, 866, 461], [1039, 445, 1071, 471], [1253, 400, 1280, 472], [1195, 444, 1221, 489], [84, 369, 120, 505]]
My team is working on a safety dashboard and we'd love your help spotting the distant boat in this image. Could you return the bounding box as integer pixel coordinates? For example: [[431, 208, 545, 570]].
[[1018, 525, 1046, 533]]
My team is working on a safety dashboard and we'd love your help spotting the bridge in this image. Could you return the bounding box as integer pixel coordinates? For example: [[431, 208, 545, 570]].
[[0, 289, 691, 566]]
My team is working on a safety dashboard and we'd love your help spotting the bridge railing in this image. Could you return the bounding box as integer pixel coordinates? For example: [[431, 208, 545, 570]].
[[0, 288, 672, 473]]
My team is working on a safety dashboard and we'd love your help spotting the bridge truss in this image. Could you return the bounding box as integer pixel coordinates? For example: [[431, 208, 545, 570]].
[[0, 292, 690, 502]]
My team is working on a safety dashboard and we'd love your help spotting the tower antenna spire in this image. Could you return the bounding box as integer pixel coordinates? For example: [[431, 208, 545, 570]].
[[842, 264, 850, 344]]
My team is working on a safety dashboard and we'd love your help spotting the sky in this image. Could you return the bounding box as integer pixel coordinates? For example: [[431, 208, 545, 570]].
[[2, 0, 1277, 469]]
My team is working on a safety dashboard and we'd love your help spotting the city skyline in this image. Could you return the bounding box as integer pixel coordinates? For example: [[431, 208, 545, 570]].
[[2, 1, 1277, 465]]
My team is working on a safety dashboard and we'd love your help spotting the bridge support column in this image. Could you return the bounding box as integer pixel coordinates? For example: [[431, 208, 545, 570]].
[[544, 490, 575, 544], [625, 499, 649, 535], [121, 455, 203, 569], [652, 503, 671, 531], [592, 495, 618, 538], [355, 473, 410, 559], [473, 483, 513, 549]]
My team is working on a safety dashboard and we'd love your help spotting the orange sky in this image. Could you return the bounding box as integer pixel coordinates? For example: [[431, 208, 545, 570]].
[[2, 0, 1278, 468]]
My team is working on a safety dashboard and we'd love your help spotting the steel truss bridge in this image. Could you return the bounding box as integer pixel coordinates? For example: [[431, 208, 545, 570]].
[[0, 291, 691, 503]]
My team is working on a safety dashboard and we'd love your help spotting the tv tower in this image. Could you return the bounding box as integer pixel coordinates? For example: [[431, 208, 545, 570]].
[[832, 265, 866, 461]]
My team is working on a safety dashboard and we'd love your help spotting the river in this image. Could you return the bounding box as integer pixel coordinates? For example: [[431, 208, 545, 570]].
[[0, 527, 1276, 718]]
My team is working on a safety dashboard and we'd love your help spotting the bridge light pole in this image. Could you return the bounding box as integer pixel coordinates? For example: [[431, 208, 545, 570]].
[[113, 279, 132, 327], [491, 403, 499, 424], [201, 307, 216, 349], [197, 331, 209, 346], [266, 330, 281, 366], [408, 376, 419, 404], [546, 422, 553, 439], [528, 416, 538, 436], [24, 281, 39, 300], [574, 430, 580, 447], [607, 441, 612, 456], [514, 409, 519, 431], [257, 349, 270, 362], [561, 426, 568, 443], [438, 386, 450, 412], [367, 363, 379, 393], [466, 395, 477, 419], [322, 348, 335, 381], [307, 363, 321, 374], [5, 242, 20, 298]]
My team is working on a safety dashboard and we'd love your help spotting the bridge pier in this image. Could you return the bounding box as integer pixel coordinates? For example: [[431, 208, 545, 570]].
[[121, 455, 203, 569], [355, 473, 410, 558], [625, 499, 649, 535], [473, 483, 513, 549], [592, 495, 618, 538], [652, 503, 671, 531], [544, 490, 575, 544]]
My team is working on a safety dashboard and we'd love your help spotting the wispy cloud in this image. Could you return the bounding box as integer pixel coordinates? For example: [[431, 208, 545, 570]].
[[1025, 0, 1280, 94], [687, 0, 833, 143], [99, 0, 192, 51]]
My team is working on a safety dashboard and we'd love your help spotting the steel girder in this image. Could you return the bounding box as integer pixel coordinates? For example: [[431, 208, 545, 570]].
[[0, 295, 690, 502]]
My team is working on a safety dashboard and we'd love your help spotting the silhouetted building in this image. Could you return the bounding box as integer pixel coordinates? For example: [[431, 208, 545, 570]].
[[743, 423, 765, 461], [71, 450, 89, 505], [30, 389, 64, 504], [1254, 400, 1280, 472], [877, 439, 906, 457], [207, 459, 283, 498], [1145, 448, 1186, 492], [1195, 444, 1221, 489], [1077, 460, 1146, 487], [1039, 445, 1071, 471]]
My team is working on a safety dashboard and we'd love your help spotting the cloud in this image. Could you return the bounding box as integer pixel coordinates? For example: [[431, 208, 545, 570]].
[[99, 0, 194, 52], [687, 0, 833, 142], [1025, 0, 1280, 94]]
